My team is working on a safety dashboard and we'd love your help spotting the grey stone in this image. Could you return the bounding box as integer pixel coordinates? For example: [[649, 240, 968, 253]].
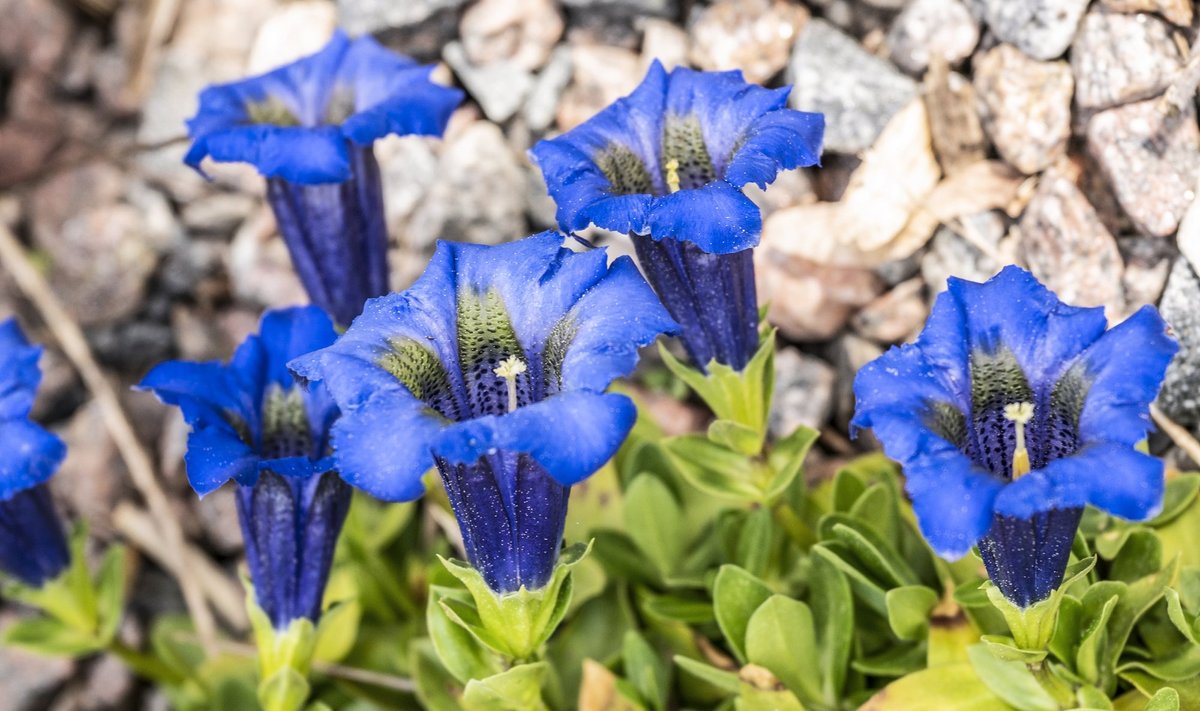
[[788, 19, 918, 154], [197, 485, 245, 555], [181, 192, 258, 234], [975, 0, 1091, 60], [1120, 234, 1173, 310], [336, 0, 467, 36], [974, 43, 1072, 174], [921, 212, 1009, 290], [851, 278, 928, 343], [558, 0, 675, 14], [524, 45, 573, 132], [1158, 258, 1200, 426], [770, 348, 836, 438], [689, 0, 808, 84], [888, 0, 980, 75], [1087, 99, 1200, 238], [1071, 9, 1182, 112], [444, 41, 534, 123], [1018, 170, 1125, 312]]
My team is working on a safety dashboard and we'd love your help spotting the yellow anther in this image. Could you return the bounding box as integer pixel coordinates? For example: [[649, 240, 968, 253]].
[[1003, 402, 1034, 479], [493, 355, 527, 413], [665, 158, 681, 194]]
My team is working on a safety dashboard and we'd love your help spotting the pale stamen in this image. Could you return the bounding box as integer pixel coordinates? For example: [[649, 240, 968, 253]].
[[493, 355, 527, 413], [665, 158, 681, 194], [1003, 402, 1034, 479]]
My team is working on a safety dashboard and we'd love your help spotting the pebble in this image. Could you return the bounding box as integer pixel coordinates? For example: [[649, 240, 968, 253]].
[[336, 0, 467, 36], [923, 63, 987, 175], [460, 0, 563, 71], [1158, 258, 1200, 427], [556, 44, 643, 131], [524, 45, 574, 132], [444, 41, 535, 123], [887, 0, 980, 75], [787, 19, 918, 154], [0, 0, 74, 74], [921, 212, 1011, 290], [1087, 100, 1200, 238], [771, 348, 836, 438], [1099, 0, 1192, 27], [688, 0, 808, 84], [851, 278, 929, 343], [1071, 9, 1182, 112], [639, 18, 690, 71], [50, 401, 125, 528], [0, 616, 74, 711], [247, 1, 337, 74], [973, 44, 1073, 175], [180, 192, 259, 234], [1120, 233, 1173, 309], [974, 0, 1091, 60], [1018, 169, 1125, 313], [756, 250, 882, 342]]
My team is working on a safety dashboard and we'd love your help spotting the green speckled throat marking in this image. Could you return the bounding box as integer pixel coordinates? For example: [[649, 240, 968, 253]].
[[543, 316, 577, 395], [378, 338, 459, 420], [925, 401, 967, 448], [261, 385, 313, 459], [968, 347, 1034, 479], [457, 288, 531, 417], [661, 114, 716, 191], [244, 96, 301, 126], [596, 144, 655, 195], [324, 86, 356, 125]]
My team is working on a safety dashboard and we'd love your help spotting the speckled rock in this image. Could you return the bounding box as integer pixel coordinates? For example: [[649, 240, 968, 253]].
[[1158, 258, 1200, 427], [974, 44, 1072, 174], [975, 0, 1090, 60], [1071, 9, 1182, 112], [336, 0, 467, 36], [1100, 0, 1192, 26], [771, 348, 836, 437], [851, 278, 928, 343], [689, 0, 807, 84], [1087, 100, 1200, 238], [887, 0, 980, 75], [787, 19, 918, 154], [444, 41, 535, 122]]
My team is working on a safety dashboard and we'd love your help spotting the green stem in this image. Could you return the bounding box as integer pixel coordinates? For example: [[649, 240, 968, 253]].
[[771, 502, 816, 548], [108, 639, 186, 686]]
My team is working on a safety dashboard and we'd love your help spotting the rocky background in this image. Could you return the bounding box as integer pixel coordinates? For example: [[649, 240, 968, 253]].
[[2, 0, 1200, 707]]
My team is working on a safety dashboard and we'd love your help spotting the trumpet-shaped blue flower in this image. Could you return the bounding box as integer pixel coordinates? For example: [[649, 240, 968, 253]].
[[853, 267, 1177, 607], [0, 320, 69, 587], [138, 307, 350, 628], [291, 232, 677, 593], [185, 31, 463, 326], [530, 61, 823, 371]]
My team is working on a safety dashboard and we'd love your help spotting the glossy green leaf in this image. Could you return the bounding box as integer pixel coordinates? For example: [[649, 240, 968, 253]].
[[859, 661, 1012, 710], [673, 656, 741, 694], [966, 644, 1058, 711], [624, 475, 686, 578], [427, 586, 502, 684], [623, 631, 670, 711], [744, 595, 821, 704], [662, 434, 764, 503], [713, 565, 774, 664], [886, 586, 939, 642], [735, 508, 774, 579], [1144, 687, 1181, 711], [810, 553, 853, 702], [462, 662, 549, 711], [1, 616, 103, 656], [763, 425, 820, 504]]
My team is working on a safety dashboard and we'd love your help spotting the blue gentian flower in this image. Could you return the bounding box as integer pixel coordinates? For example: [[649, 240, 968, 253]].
[[852, 267, 1177, 607], [291, 232, 677, 593], [185, 30, 463, 326], [138, 306, 350, 628], [530, 61, 824, 371], [0, 320, 69, 587]]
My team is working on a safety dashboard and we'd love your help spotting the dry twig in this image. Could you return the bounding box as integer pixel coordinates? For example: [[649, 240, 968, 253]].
[[0, 222, 217, 653], [1151, 404, 1200, 466]]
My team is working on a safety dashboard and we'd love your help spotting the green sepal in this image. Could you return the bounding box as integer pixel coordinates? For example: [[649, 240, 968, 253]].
[[439, 541, 591, 662], [1, 525, 126, 656], [245, 583, 317, 711], [984, 556, 1096, 651], [658, 329, 776, 455], [461, 662, 550, 711]]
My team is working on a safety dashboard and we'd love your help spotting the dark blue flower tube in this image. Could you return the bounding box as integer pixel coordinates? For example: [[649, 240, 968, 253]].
[[0, 320, 70, 587], [531, 62, 823, 371], [852, 267, 1178, 607], [292, 233, 677, 593], [184, 31, 463, 326], [138, 306, 350, 628]]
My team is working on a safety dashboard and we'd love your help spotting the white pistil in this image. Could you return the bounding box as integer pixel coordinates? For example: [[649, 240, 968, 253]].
[[1003, 401, 1034, 479], [665, 158, 681, 194], [493, 355, 527, 413]]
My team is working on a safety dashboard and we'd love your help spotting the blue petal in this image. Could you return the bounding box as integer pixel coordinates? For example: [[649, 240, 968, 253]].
[[996, 443, 1164, 521], [1073, 305, 1178, 447], [183, 424, 259, 496], [137, 360, 258, 428], [0, 319, 43, 421], [0, 420, 66, 501], [433, 391, 635, 486], [646, 181, 762, 254], [945, 266, 1109, 391], [724, 109, 825, 189], [851, 343, 961, 446], [662, 66, 790, 175], [185, 125, 352, 184], [258, 306, 339, 389], [0, 484, 69, 586], [559, 255, 677, 392], [327, 394, 445, 501]]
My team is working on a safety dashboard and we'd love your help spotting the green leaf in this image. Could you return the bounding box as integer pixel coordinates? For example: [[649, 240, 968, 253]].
[[886, 586, 939, 642], [673, 656, 741, 695], [986, 556, 1096, 652], [810, 553, 853, 703], [2, 616, 104, 656], [641, 593, 714, 625], [411, 639, 467, 711], [819, 515, 919, 588], [624, 475, 686, 578], [462, 663, 549, 711], [735, 686, 807, 711], [1077, 590, 1121, 686], [851, 644, 926, 677], [623, 631, 670, 711], [708, 420, 763, 457], [1149, 475, 1200, 526], [1109, 529, 1164, 583], [966, 644, 1058, 711], [763, 425, 820, 504], [811, 542, 888, 616], [1165, 588, 1200, 645], [735, 508, 775, 579], [713, 565, 774, 664], [859, 661, 1012, 710], [258, 667, 311, 711], [1144, 687, 1181, 711], [427, 586, 502, 684], [979, 635, 1047, 664], [1117, 645, 1200, 682], [313, 597, 360, 663], [94, 544, 127, 646], [1121, 671, 1200, 710], [744, 595, 822, 704], [661, 435, 763, 503]]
